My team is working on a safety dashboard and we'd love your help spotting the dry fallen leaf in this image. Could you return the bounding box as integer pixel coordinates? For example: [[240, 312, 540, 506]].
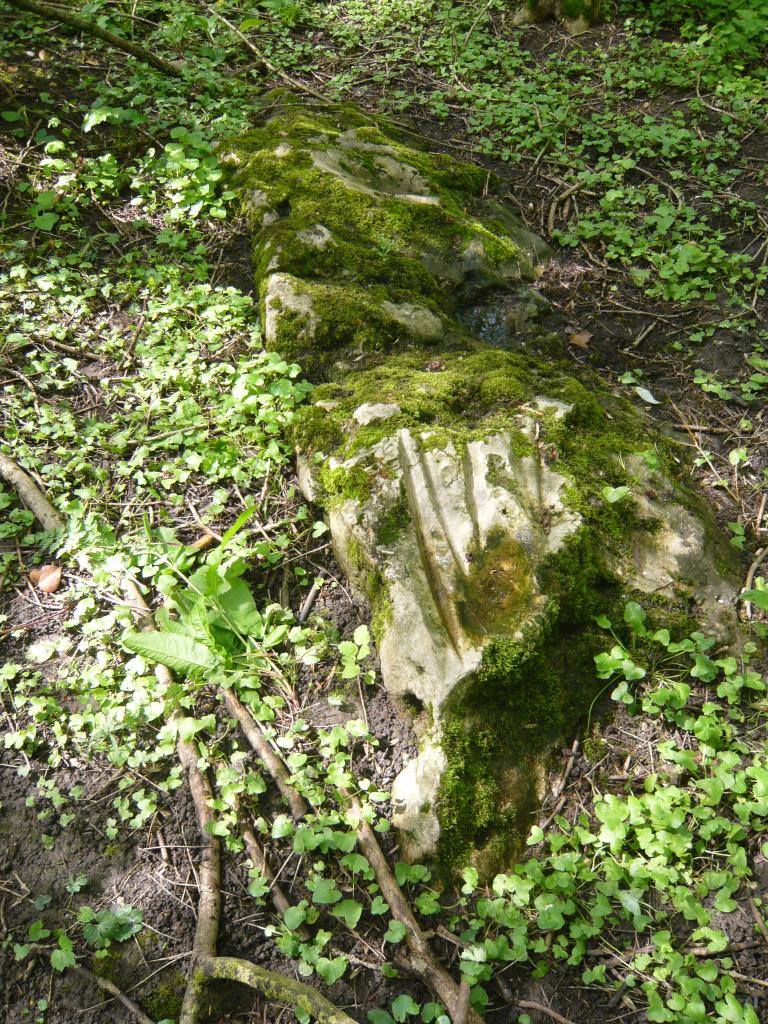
[[33, 564, 62, 594], [568, 329, 593, 349]]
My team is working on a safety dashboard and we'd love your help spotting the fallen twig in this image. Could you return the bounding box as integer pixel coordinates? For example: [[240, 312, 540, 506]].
[[221, 688, 308, 820], [0, 452, 64, 532], [518, 999, 576, 1024], [547, 178, 588, 236], [203, 4, 326, 100], [538, 737, 579, 831], [5, 0, 184, 76], [298, 575, 325, 623], [748, 897, 768, 951], [742, 546, 767, 620], [74, 965, 156, 1024]]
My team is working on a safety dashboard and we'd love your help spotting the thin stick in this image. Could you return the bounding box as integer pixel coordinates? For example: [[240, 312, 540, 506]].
[[5, 0, 183, 76], [748, 897, 768, 950], [203, 5, 326, 100], [221, 689, 308, 820], [298, 575, 325, 623], [742, 546, 767, 620], [0, 452, 64, 532], [23, 335, 101, 361], [73, 965, 155, 1024], [518, 999, 576, 1024], [755, 493, 767, 535]]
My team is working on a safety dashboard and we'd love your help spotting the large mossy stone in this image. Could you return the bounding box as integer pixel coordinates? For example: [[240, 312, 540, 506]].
[[220, 93, 549, 378], [293, 350, 739, 872], [225, 95, 739, 875]]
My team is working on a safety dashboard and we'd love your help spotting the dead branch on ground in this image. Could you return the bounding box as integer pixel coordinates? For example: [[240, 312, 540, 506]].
[[5, 0, 184, 76]]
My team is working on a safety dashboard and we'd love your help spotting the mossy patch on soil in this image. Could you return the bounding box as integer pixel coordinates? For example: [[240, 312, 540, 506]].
[[141, 971, 186, 1022]]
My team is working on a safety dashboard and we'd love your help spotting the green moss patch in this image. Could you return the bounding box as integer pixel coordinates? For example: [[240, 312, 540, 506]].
[[223, 94, 545, 373]]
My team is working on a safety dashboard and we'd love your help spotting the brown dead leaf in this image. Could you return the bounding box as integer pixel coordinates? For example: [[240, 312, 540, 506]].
[[36, 564, 62, 594], [568, 329, 593, 349]]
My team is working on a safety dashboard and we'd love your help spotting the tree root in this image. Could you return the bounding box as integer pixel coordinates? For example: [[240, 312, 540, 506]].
[[229, 694, 480, 1024], [348, 795, 482, 1024], [237, 803, 310, 938], [5, 0, 184, 75], [196, 954, 359, 1024], [221, 688, 308, 819]]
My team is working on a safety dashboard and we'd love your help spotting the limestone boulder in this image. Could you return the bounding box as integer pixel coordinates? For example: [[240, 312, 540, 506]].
[[293, 350, 739, 871], [220, 94, 549, 376], [226, 96, 740, 875]]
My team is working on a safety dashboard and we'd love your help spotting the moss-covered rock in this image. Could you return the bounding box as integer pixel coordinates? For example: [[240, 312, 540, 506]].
[[221, 93, 549, 377], [513, 0, 603, 34], [292, 348, 739, 873], [227, 95, 739, 877]]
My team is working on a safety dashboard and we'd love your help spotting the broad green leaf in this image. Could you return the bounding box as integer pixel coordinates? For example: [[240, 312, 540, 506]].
[[370, 895, 389, 915], [623, 601, 647, 636], [310, 877, 341, 905], [32, 212, 58, 231], [315, 955, 347, 984], [740, 587, 768, 610], [211, 579, 262, 636], [331, 899, 363, 928], [51, 947, 76, 971], [367, 1012, 394, 1024], [384, 919, 407, 943], [122, 631, 219, 674], [283, 905, 306, 931], [602, 485, 630, 504], [391, 994, 420, 1021]]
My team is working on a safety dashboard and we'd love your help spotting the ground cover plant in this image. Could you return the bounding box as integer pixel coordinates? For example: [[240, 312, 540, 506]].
[[0, 2, 766, 1023]]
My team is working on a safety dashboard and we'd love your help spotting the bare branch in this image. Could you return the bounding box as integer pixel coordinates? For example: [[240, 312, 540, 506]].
[[5, 0, 184, 76], [0, 451, 64, 532], [196, 954, 359, 1024]]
